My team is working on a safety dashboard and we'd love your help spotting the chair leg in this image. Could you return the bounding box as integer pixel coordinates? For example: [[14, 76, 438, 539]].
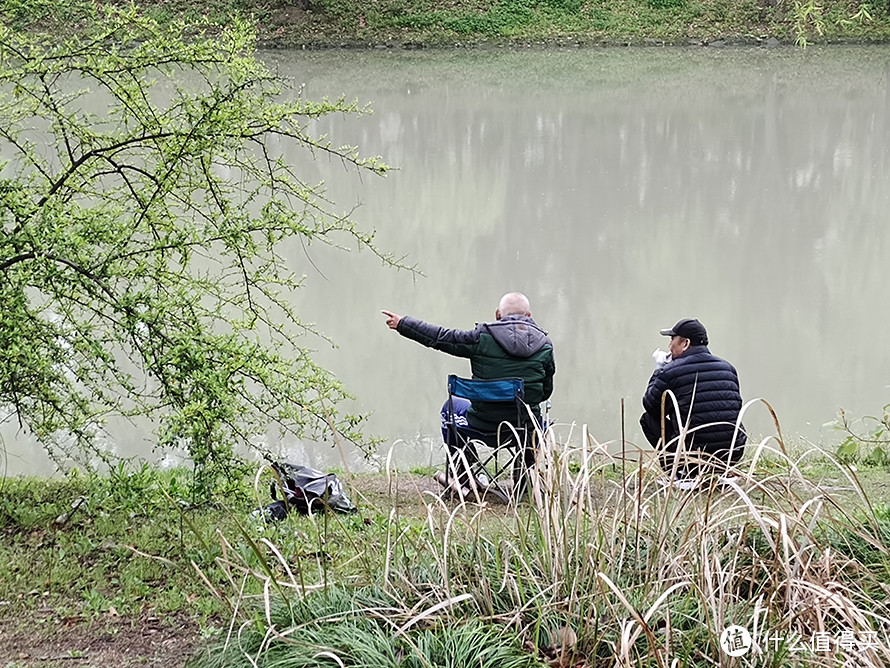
[[511, 436, 536, 502], [464, 439, 524, 504], [442, 446, 495, 503], [441, 425, 538, 505], [443, 440, 516, 504]]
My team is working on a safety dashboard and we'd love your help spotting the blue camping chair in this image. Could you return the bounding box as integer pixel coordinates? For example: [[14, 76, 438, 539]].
[[443, 374, 538, 503]]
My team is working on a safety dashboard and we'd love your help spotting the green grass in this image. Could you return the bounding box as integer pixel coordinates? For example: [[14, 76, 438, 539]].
[[5, 422, 890, 666], [0, 462, 430, 633], [5, 0, 890, 46], [0, 466, 232, 622], [271, 0, 890, 45], [189, 586, 545, 668]]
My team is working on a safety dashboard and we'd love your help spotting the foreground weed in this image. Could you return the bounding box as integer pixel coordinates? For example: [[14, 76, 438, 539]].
[[193, 399, 890, 666], [190, 585, 544, 668]]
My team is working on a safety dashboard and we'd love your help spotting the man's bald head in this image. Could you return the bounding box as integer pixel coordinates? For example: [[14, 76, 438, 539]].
[[496, 292, 531, 319]]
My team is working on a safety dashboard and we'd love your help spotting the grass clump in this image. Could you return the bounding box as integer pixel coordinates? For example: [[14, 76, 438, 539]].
[[264, 0, 890, 46], [188, 403, 890, 667], [0, 463, 248, 623], [191, 585, 543, 668]]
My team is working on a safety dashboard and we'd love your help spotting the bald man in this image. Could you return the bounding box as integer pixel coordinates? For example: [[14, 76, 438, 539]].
[[382, 293, 555, 492]]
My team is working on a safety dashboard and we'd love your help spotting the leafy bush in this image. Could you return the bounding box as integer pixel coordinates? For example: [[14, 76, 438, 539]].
[[832, 404, 890, 467]]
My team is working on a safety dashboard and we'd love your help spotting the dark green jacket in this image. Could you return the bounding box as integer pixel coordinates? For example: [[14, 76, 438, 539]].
[[397, 314, 555, 432]]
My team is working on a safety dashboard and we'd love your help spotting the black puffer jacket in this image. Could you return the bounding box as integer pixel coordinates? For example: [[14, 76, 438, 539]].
[[641, 345, 746, 464], [397, 314, 555, 432]]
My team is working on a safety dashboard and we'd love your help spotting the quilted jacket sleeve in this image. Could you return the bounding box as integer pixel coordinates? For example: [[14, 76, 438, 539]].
[[396, 316, 480, 358]]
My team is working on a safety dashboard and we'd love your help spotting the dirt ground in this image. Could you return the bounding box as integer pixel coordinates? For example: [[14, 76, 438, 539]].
[[0, 613, 202, 668]]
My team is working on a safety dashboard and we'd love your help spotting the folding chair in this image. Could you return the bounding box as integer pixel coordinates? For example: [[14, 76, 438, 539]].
[[442, 374, 537, 503]]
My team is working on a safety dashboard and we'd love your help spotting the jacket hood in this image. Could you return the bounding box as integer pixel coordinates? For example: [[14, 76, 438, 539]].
[[483, 315, 551, 357]]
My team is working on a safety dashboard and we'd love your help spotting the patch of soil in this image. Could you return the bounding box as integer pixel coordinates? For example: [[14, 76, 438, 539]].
[[348, 471, 514, 510], [0, 613, 202, 668], [349, 471, 444, 507]]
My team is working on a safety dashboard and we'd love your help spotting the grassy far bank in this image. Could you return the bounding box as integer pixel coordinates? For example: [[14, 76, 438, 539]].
[[239, 0, 890, 47], [5, 0, 890, 47], [131, 0, 890, 47], [4, 436, 890, 667]]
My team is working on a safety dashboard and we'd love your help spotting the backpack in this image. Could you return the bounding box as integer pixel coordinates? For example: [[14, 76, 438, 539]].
[[262, 462, 357, 519]]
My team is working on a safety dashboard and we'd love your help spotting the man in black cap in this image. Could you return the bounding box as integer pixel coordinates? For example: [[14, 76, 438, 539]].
[[640, 318, 747, 484]]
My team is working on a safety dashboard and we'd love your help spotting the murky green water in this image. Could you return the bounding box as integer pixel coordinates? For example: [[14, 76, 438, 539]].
[[5, 46, 890, 475]]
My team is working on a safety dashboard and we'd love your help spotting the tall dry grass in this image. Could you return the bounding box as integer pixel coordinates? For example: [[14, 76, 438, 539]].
[[190, 399, 890, 667]]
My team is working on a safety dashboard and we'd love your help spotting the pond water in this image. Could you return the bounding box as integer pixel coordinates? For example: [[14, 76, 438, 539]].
[[4, 46, 890, 475]]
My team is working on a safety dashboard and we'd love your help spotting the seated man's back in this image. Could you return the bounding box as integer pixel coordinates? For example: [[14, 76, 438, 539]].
[[400, 311, 553, 432], [382, 292, 555, 491]]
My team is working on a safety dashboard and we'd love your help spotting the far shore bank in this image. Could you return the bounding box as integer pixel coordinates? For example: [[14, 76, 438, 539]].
[[239, 0, 890, 50], [8, 0, 890, 50], [254, 33, 887, 50]]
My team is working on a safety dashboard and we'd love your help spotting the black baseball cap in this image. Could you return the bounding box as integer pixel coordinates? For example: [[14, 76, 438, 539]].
[[660, 318, 708, 346]]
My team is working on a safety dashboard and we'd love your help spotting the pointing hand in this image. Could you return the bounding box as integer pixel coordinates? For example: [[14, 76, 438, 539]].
[[381, 310, 401, 330]]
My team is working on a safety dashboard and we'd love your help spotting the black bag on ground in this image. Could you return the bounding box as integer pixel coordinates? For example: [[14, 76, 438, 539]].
[[262, 462, 357, 518]]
